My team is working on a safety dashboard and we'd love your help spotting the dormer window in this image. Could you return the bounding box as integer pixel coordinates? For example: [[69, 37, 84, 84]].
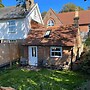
[[8, 20, 16, 33], [44, 30, 51, 38], [47, 20, 54, 26]]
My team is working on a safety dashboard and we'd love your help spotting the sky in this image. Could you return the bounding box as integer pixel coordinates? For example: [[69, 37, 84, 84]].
[[2, 0, 90, 13]]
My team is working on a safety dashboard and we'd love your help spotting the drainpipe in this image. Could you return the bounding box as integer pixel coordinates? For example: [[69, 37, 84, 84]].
[[70, 47, 73, 70]]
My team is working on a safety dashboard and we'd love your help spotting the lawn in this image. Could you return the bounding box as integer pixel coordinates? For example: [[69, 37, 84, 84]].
[[0, 67, 89, 90]]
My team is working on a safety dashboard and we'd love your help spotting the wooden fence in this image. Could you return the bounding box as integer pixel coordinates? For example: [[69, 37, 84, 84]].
[[0, 43, 20, 67]]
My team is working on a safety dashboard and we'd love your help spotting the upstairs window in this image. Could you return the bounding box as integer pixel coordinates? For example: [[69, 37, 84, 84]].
[[47, 20, 54, 26], [8, 20, 16, 33], [50, 47, 62, 57]]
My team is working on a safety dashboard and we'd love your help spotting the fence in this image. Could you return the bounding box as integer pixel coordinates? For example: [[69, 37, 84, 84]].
[[0, 43, 20, 67]]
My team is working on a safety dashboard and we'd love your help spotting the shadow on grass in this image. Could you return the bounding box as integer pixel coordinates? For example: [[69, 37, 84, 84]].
[[0, 68, 89, 90]]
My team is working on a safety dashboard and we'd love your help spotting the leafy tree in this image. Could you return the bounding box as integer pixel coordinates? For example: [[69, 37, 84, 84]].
[[41, 11, 47, 19], [85, 37, 90, 46], [16, 0, 26, 8], [60, 3, 84, 13], [0, 0, 4, 8]]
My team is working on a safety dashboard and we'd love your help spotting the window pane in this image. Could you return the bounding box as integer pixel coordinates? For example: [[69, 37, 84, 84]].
[[55, 52, 61, 56], [52, 52, 55, 56], [48, 20, 54, 26], [32, 47, 36, 57], [9, 26, 16, 33], [52, 47, 61, 51], [9, 21, 15, 25]]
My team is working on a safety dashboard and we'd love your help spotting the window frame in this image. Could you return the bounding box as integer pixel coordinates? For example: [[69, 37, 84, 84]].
[[8, 20, 16, 33], [50, 47, 62, 57], [47, 20, 54, 26]]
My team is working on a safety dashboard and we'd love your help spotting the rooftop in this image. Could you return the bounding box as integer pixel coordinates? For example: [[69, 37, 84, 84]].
[[23, 25, 77, 47]]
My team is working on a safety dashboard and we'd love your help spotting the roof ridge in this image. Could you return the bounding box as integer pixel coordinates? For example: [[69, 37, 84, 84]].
[[57, 10, 90, 15], [49, 8, 63, 24]]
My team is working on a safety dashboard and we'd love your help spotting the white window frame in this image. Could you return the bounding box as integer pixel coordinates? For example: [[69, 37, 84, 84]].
[[47, 20, 54, 26], [8, 20, 16, 33], [50, 47, 62, 57]]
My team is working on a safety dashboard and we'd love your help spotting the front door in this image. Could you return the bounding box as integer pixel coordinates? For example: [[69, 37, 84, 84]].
[[28, 46, 38, 66]]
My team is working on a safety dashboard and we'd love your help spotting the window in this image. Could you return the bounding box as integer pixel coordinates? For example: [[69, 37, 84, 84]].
[[50, 47, 62, 57], [44, 30, 51, 38], [47, 20, 54, 26], [8, 20, 16, 33]]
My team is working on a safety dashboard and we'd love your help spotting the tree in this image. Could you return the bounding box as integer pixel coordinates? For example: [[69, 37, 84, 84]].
[[0, 0, 4, 8], [60, 3, 84, 13], [41, 11, 47, 19], [88, 6, 90, 10], [16, 0, 26, 8]]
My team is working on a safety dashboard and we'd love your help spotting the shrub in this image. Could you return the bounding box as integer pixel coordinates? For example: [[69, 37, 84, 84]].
[[80, 51, 90, 74], [85, 37, 90, 46]]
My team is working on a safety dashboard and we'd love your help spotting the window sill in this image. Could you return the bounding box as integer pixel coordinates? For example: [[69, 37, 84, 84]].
[[50, 56, 62, 58], [8, 32, 16, 33]]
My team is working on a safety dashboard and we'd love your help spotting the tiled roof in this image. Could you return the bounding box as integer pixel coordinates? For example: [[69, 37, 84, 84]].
[[0, 6, 30, 20], [57, 10, 90, 25], [23, 25, 77, 47], [31, 20, 45, 29]]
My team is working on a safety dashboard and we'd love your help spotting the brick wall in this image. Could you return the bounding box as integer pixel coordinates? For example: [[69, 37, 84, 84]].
[[0, 43, 20, 66], [37, 46, 72, 66]]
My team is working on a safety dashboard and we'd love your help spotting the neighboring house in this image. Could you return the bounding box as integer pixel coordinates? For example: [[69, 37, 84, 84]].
[[43, 9, 90, 41], [22, 25, 83, 69], [0, 0, 43, 43]]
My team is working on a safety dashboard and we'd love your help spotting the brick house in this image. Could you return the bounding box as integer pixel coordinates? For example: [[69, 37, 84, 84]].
[[22, 25, 83, 69], [43, 9, 90, 41]]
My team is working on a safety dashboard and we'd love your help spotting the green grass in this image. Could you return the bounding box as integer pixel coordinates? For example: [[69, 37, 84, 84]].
[[0, 67, 89, 90]]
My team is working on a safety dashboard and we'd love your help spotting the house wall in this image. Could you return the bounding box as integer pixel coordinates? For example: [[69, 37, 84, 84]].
[[23, 46, 75, 66], [0, 43, 20, 66], [37, 46, 73, 66], [0, 19, 30, 40]]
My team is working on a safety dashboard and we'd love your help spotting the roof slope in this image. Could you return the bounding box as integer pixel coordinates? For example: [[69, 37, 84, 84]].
[[0, 5, 35, 20], [57, 10, 90, 25], [0, 6, 27, 20], [24, 25, 77, 47]]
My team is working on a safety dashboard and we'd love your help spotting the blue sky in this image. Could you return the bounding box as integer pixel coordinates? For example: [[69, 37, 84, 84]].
[[2, 0, 90, 13]]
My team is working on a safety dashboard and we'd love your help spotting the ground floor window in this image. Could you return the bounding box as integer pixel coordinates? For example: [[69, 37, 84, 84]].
[[50, 47, 62, 57]]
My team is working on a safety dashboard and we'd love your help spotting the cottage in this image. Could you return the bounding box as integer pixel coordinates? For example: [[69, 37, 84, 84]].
[[43, 9, 90, 41], [22, 25, 83, 69], [0, 0, 43, 43]]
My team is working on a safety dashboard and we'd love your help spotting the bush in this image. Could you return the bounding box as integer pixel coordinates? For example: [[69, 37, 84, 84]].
[[80, 51, 90, 74], [85, 37, 90, 46]]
